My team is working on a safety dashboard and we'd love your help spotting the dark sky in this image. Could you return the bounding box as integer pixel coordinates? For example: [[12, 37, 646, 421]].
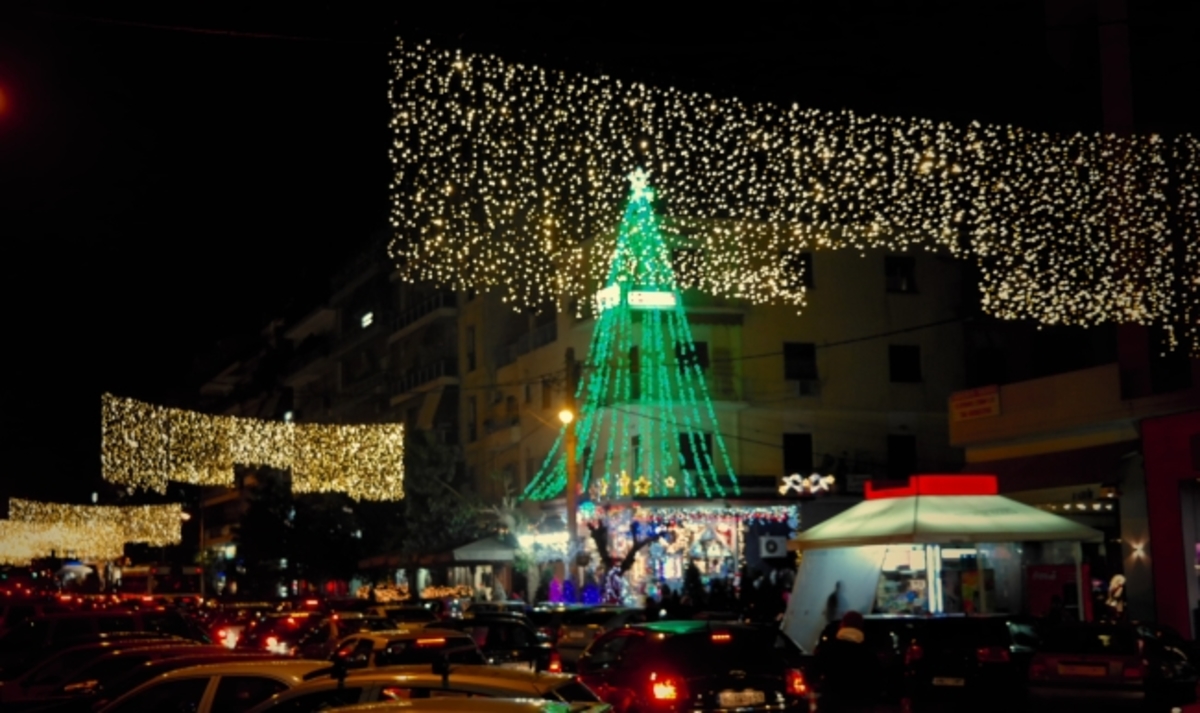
[[1, 2, 1196, 503]]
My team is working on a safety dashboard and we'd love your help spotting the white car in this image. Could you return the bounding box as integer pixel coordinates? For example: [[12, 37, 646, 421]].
[[245, 663, 605, 712], [96, 659, 330, 713]]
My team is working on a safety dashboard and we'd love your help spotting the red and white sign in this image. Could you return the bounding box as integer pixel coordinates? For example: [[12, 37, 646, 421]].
[[949, 385, 1001, 422]]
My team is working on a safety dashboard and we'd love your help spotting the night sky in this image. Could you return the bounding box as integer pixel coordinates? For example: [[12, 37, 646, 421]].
[[1, 3, 1196, 503]]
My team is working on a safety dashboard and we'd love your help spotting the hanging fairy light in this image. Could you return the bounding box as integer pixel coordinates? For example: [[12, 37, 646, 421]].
[[0, 520, 126, 565], [9, 498, 183, 547], [101, 394, 405, 501], [388, 39, 1199, 353]]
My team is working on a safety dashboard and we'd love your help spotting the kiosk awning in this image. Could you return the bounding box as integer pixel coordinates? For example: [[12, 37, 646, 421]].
[[790, 474, 1104, 550]]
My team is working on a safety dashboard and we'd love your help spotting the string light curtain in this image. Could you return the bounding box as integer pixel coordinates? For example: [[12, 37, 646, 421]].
[[0, 521, 125, 565], [101, 394, 405, 501], [388, 39, 1200, 353], [9, 498, 183, 547]]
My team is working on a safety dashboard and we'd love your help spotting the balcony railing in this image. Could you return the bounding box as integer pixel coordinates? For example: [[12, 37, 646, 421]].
[[391, 358, 458, 397], [390, 292, 457, 335], [495, 321, 559, 367]]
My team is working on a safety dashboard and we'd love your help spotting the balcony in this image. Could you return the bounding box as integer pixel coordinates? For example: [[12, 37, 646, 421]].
[[494, 321, 559, 368], [389, 292, 458, 342], [390, 358, 459, 400]]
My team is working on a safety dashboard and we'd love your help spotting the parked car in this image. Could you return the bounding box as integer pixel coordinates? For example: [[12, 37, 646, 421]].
[[0, 610, 207, 676], [466, 601, 531, 618], [816, 614, 925, 701], [240, 612, 324, 655], [902, 614, 1040, 711], [0, 643, 223, 710], [207, 602, 280, 648], [1027, 621, 1198, 711], [555, 607, 648, 669], [246, 663, 604, 712], [436, 615, 558, 671], [528, 605, 586, 645], [31, 650, 286, 713], [366, 605, 439, 627], [577, 620, 813, 712], [330, 628, 485, 670], [96, 659, 331, 713], [296, 614, 393, 660]]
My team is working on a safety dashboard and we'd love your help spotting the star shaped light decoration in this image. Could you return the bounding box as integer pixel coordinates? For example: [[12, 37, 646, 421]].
[[617, 471, 633, 497], [633, 475, 652, 497], [664, 475, 677, 491], [628, 167, 654, 203]]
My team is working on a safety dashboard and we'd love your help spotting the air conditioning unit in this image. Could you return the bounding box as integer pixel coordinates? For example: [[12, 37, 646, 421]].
[[759, 536, 789, 559]]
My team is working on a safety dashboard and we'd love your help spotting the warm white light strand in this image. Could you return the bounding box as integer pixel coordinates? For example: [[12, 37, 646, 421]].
[[9, 498, 182, 548], [101, 394, 405, 501], [387, 39, 1199, 352]]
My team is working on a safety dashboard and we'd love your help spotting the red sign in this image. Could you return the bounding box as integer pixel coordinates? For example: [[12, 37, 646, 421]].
[[949, 385, 1001, 422]]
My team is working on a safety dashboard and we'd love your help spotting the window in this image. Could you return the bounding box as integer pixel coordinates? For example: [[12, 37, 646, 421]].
[[885, 255, 917, 293], [676, 341, 709, 373], [465, 326, 477, 372], [887, 434, 918, 481], [95, 615, 136, 633], [783, 433, 813, 475], [466, 397, 478, 442], [679, 433, 713, 471], [109, 677, 209, 713], [889, 345, 922, 382], [524, 382, 532, 404], [211, 676, 289, 713], [360, 311, 374, 329], [783, 342, 817, 381], [541, 379, 553, 410], [784, 251, 814, 289], [505, 395, 518, 418]]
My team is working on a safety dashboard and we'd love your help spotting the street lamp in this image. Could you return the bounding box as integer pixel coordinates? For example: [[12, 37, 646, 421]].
[[558, 408, 578, 582]]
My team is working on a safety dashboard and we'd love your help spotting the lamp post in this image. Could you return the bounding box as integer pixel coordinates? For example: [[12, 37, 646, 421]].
[[558, 408, 578, 578]]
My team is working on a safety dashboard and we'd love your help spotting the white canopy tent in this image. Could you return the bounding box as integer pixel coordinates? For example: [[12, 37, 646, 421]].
[[781, 475, 1104, 651]]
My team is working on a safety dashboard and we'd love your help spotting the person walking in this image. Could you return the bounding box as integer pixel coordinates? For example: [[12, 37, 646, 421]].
[[814, 610, 887, 712]]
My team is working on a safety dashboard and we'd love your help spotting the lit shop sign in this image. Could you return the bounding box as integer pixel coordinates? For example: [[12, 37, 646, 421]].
[[595, 285, 678, 312]]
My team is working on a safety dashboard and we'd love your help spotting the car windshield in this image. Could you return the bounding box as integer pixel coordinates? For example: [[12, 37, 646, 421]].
[[546, 680, 601, 702], [661, 629, 803, 675], [1041, 626, 1139, 656]]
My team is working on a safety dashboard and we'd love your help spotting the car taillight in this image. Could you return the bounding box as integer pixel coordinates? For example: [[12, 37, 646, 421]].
[[266, 636, 279, 648], [711, 632, 732, 643], [1028, 661, 1048, 679], [548, 651, 562, 673], [975, 646, 1010, 663], [904, 643, 923, 666], [1123, 663, 1145, 680], [650, 672, 682, 703], [786, 668, 809, 697]]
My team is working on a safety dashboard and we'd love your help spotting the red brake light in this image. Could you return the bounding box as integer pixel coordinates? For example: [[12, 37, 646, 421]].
[[305, 599, 319, 607], [381, 686, 411, 700], [1123, 664, 1145, 679], [266, 636, 279, 647], [650, 672, 679, 701], [711, 632, 732, 643], [548, 651, 562, 673], [786, 668, 808, 697], [416, 638, 446, 647], [905, 643, 923, 666], [975, 646, 1010, 663]]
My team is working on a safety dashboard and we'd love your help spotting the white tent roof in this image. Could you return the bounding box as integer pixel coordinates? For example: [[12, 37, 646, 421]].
[[791, 493, 1104, 550], [452, 536, 516, 562]]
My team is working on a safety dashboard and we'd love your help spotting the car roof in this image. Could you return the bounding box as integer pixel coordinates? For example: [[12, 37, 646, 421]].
[[158, 658, 331, 680], [326, 698, 572, 712], [281, 664, 574, 696]]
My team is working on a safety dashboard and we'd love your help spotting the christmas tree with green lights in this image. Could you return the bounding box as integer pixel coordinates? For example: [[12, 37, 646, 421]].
[[523, 169, 739, 503]]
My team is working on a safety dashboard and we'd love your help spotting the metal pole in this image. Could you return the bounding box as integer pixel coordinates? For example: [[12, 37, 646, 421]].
[[1073, 541, 1085, 622], [564, 348, 579, 598]]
